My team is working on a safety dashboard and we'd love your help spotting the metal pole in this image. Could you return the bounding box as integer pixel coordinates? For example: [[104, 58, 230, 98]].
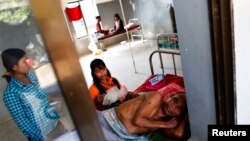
[[172, 54, 177, 75], [119, 0, 137, 73]]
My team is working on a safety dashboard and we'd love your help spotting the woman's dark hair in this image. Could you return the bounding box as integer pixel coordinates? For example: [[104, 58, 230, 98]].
[[114, 13, 121, 20], [90, 59, 120, 94], [1, 48, 26, 82]]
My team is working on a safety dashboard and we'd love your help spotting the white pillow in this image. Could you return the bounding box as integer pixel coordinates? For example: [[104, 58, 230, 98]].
[[124, 23, 135, 29]]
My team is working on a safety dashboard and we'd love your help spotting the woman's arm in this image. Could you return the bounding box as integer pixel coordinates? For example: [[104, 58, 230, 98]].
[[89, 84, 100, 100], [113, 20, 121, 33], [89, 84, 105, 105], [115, 20, 121, 32]]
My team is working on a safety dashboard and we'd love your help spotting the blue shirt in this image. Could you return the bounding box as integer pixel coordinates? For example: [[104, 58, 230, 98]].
[[3, 73, 60, 141]]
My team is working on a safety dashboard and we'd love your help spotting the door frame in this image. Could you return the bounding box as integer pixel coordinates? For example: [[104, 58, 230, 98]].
[[209, 0, 236, 124], [29, 0, 105, 140]]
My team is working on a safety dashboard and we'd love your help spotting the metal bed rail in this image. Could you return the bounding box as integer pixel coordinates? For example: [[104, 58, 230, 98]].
[[128, 18, 144, 42], [149, 50, 180, 75], [156, 33, 178, 50]]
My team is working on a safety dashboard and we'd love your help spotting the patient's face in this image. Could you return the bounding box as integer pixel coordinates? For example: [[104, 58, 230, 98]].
[[163, 93, 186, 116], [94, 66, 108, 81]]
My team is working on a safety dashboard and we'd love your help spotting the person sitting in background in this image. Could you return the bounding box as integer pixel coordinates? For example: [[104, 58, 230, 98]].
[[89, 59, 137, 111], [110, 13, 125, 34], [98, 91, 189, 140], [95, 16, 109, 35], [1, 48, 67, 141]]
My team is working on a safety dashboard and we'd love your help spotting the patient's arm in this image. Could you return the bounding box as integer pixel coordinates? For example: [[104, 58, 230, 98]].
[[132, 92, 178, 129], [161, 115, 189, 139]]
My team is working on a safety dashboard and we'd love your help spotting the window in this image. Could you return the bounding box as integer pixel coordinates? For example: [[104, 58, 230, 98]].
[[66, 0, 99, 38]]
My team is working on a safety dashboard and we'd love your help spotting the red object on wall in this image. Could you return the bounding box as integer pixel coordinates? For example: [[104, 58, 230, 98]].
[[66, 5, 83, 21]]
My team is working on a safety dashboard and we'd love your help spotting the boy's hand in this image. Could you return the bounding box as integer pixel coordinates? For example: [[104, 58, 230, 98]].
[[96, 94, 104, 104]]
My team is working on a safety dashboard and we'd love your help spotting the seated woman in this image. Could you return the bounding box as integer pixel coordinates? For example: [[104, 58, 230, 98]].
[[110, 13, 125, 34], [89, 59, 136, 111]]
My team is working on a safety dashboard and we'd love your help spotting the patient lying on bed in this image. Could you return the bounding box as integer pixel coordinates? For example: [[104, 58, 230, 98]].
[[98, 91, 189, 140]]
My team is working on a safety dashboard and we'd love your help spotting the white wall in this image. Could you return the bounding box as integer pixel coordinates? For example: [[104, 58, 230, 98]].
[[61, 0, 91, 55], [122, 0, 174, 39], [233, 0, 250, 124]]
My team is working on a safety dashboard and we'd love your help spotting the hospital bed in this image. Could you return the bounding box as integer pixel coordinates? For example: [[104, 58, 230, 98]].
[[97, 18, 143, 48], [157, 33, 179, 50], [133, 49, 183, 94], [132, 49, 189, 140], [126, 18, 144, 42], [149, 49, 180, 75], [155, 33, 180, 76]]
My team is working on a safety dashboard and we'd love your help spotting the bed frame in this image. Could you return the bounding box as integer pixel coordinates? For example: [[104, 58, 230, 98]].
[[156, 33, 178, 50], [97, 18, 143, 49], [149, 50, 180, 75], [149, 33, 180, 75], [127, 18, 144, 42]]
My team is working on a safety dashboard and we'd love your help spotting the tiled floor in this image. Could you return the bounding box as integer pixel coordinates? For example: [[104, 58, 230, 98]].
[[0, 39, 182, 141]]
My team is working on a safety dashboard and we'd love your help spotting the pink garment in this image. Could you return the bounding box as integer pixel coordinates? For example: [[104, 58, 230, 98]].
[[157, 83, 185, 99], [133, 74, 184, 94]]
